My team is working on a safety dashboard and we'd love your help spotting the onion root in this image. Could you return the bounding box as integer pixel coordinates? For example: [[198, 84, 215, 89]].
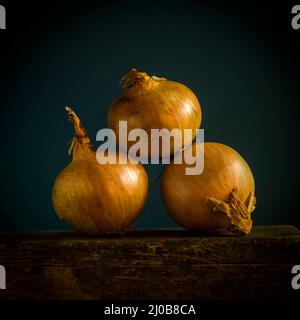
[[206, 189, 256, 236]]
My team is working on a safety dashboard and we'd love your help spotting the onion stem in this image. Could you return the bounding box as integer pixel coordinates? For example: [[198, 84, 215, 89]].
[[65, 106, 92, 159]]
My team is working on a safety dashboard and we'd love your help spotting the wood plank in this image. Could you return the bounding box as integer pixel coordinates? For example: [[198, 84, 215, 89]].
[[0, 225, 299, 240], [0, 226, 299, 300], [0, 226, 299, 266], [2, 264, 299, 300]]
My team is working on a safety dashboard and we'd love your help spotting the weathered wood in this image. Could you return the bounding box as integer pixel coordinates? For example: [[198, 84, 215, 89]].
[[0, 225, 299, 300]]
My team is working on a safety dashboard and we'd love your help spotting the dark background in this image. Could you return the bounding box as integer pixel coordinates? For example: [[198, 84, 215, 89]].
[[0, 0, 299, 230]]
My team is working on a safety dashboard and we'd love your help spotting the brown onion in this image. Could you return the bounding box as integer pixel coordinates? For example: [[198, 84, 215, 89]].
[[52, 107, 148, 235], [107, 68, 202, 158], [161, 142, 256, 235]]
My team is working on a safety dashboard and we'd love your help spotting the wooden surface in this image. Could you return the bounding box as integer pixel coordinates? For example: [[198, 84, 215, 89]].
[[0, 225, 299, 300]]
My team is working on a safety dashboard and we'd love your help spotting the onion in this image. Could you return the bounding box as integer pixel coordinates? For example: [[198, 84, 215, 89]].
[[52, 107, 149, 235], [107, 69, 202, 158], [161, 142, 256, 235]]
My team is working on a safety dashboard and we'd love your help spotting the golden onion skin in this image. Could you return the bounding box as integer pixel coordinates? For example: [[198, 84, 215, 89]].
[[52, 158, 148, 235], [108, 69, 201, 158], [52, 107, 148, 235], [161, 142, 256, 235]]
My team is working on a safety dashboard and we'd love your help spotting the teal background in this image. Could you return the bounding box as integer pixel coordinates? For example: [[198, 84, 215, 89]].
[[0, 1, 299, 230]]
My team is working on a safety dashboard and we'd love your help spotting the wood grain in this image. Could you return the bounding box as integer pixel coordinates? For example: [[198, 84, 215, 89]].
[[0, 225, 299, 300]]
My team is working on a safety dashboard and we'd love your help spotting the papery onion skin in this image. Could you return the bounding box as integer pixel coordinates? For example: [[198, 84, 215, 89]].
[[161, 142, 256, 235], [52, 107, 148, 235], [107, 69, 202, 158]]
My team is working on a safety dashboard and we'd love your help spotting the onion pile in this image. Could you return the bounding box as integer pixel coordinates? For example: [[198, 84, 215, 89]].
[[161, 142, 256, 235], [52, 69, 256, 236], [52, 107, 148, 235], [108, 68, 202, 158]]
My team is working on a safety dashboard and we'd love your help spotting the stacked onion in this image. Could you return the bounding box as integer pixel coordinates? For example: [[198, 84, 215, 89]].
[[108, 68, 201, 158], [52, 69, 256, 236], [52, 107, 148, 235], [161, 142, 256, 235]]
